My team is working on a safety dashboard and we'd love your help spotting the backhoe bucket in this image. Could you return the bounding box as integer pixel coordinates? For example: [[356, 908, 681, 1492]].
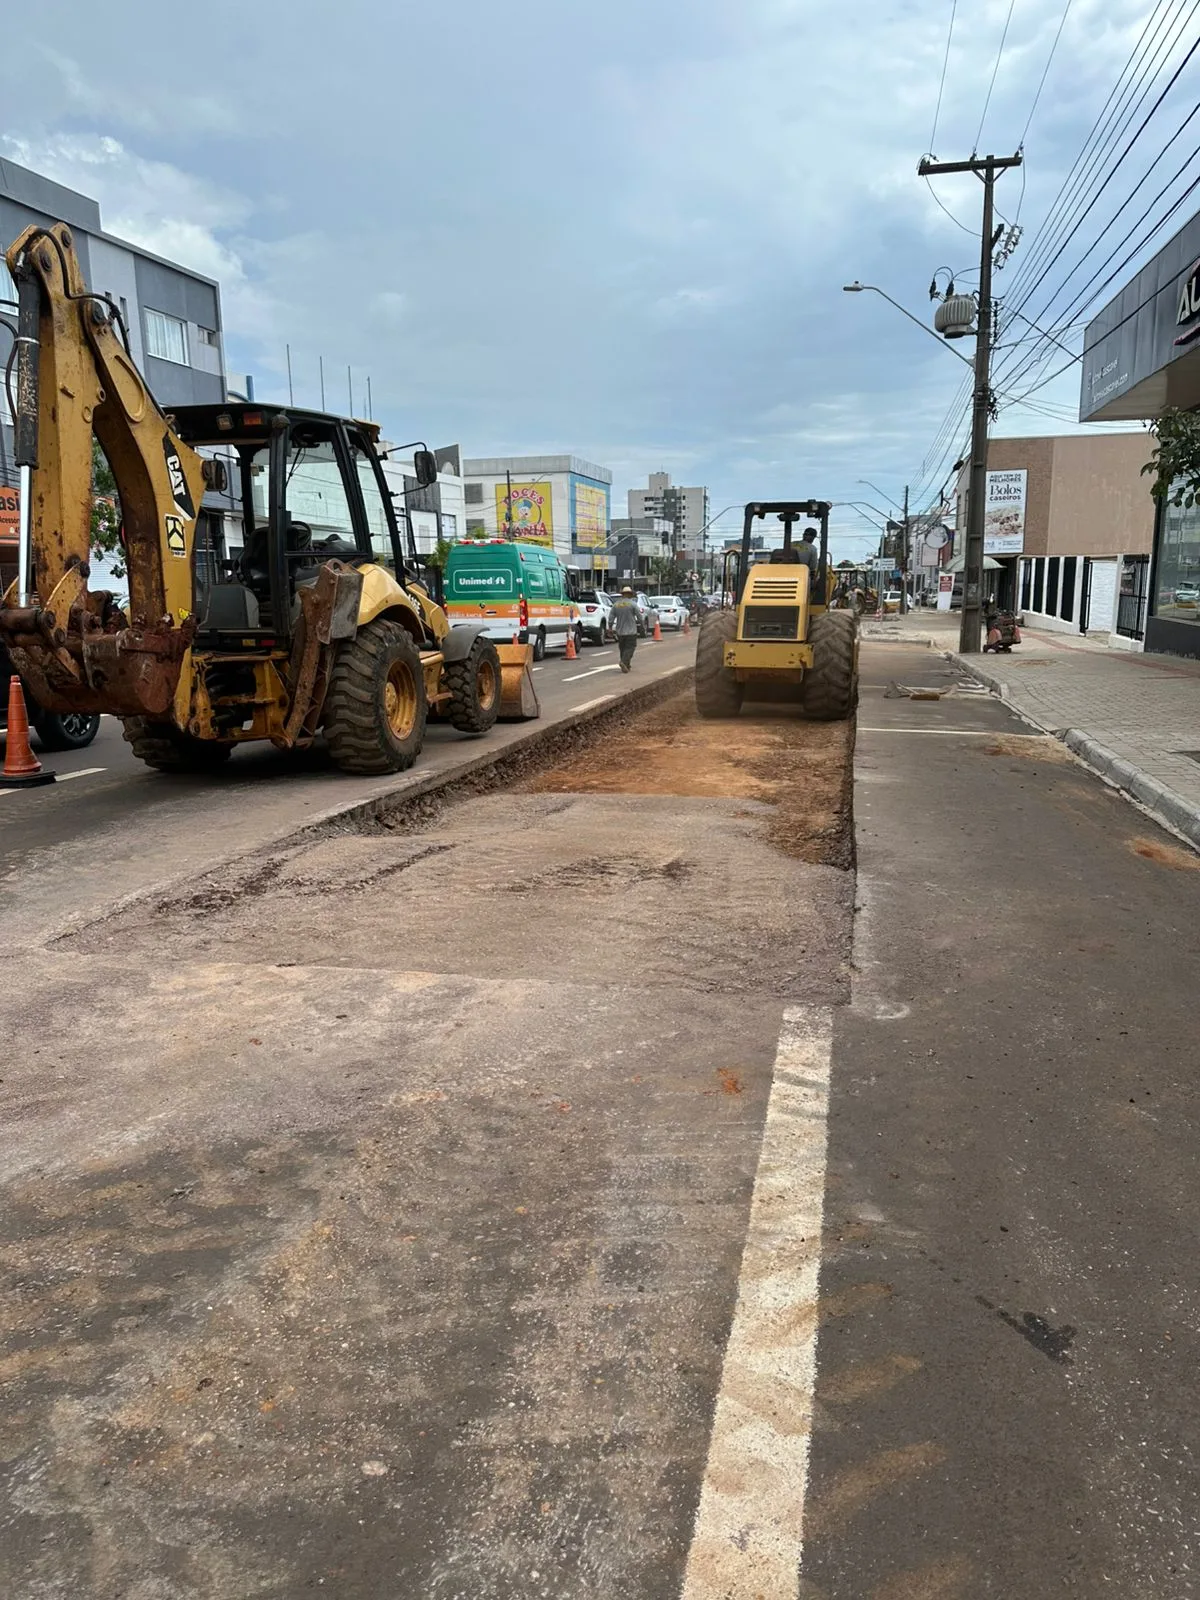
[[495, 641, 540, 721]]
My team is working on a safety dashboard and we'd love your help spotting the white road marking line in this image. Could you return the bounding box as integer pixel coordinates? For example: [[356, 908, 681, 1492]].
[[570, 694, 616, 713], [682, 1004, 833, 1600], [0, 765, 107, 799], [531, 666, 544, 673], [562, 663, 622, 682]]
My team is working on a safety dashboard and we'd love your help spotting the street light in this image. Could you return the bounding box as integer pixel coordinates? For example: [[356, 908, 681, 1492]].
[[858, 478, 904, 513], [842, 282, 974, 367]]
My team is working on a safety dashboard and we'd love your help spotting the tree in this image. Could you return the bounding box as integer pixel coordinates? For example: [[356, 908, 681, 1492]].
[[1142, 408, 1200, 508], [89, 440, 124, 577]]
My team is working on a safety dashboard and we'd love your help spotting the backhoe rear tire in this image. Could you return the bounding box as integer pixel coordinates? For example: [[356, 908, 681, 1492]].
[[323, 618, 428, 775], [122, 718, 234, 773], [802, 610, 858, 721], [445, 635, 501, 735], [695, 610, 743, 719]]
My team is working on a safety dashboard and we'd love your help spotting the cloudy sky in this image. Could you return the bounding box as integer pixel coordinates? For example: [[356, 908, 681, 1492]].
[[4, 0, 1195, 557]]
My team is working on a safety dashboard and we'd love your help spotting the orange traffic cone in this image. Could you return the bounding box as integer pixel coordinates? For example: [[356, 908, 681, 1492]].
[[2, 677, 55, 787], [653, 616, 662, 642], [565, 625, 578, 660]]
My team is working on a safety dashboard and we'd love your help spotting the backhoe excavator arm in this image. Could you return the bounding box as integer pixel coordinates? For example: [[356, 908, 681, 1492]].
[[0, 221, 208, 718]]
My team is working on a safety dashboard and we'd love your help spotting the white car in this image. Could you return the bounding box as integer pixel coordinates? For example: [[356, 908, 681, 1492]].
[[575, 588, 613, 644], [649, 595, 686, 630]]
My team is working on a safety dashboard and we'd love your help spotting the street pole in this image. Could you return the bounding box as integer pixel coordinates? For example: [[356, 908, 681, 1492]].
[[505, 469, 513, 540], [900, 483, 909, 616], [918, 151, 1020, 653]]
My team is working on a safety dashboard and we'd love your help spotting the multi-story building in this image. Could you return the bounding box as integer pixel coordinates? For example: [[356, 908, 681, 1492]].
[[0, 156, 226, 490], [462, 454, 612, 570], [627, 472, 710, 559], [952, 433, 1155, 646]]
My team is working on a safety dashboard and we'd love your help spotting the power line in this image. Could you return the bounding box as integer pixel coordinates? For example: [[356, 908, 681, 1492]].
[[975, 0, 1018, 152], [1004, 0, 1186, 306], [929, 0, 958, 152], [1005, 19, 1200, 335], [1019, 0, 1075, 149], [998, 141, 1200, 396]]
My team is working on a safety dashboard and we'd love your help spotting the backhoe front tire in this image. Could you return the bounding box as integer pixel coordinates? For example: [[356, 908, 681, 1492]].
[[803, 610, 858, 721], [122, 718, 234, 773], [695, 610, 743, 719], [323, 619, 428, 775], [445, 635, 501, 735]]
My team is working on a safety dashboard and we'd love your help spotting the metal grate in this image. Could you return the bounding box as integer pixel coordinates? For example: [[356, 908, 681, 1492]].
[[742, 605, 801, 639]]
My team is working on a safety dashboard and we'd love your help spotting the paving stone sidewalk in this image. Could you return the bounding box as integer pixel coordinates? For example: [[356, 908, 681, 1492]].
[[956, 629, 1200, 850]]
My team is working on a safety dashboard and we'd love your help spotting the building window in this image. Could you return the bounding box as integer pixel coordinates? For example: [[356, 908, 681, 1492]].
[[0, 259, 16, 309], [1046, 557, 1059, 615], [442, 512, 457, 538], [1020, 559, 1032, 611], [1154, 495, 1200, 624], [1032, 558, 1044, 612], [145, 308, 189, 365], [198, 326, 220, 347], [1060, 557, 1076, 621], [465, 483, 484, 505]]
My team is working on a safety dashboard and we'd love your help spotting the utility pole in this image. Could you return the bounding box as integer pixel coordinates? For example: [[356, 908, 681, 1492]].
[[918, 151, 1021, 653], [505, 469, 514, 539], [900, 483, 909, 616]]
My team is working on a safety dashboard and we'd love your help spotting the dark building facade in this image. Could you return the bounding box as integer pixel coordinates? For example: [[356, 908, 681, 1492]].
[[1080, 208, 1200, 657]]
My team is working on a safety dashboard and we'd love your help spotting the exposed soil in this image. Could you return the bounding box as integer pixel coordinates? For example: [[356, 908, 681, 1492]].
[[526, 692, 855, 869], [982, 734, 1072, 762], [1127, 835, 1200, 871]]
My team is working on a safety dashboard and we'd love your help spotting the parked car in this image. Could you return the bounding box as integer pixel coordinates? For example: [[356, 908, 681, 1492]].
[[882, 590, 902, 613], [0, 639, 101, 750], [649, 595, 687, 630], [632, 592, 657, 637], [576, 588, 613, 644]]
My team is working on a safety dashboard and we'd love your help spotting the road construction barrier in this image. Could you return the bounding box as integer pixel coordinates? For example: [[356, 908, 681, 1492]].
[[2, 677, 56, 788], [564, 625, 577, 661], [653, 616, 662, 642]]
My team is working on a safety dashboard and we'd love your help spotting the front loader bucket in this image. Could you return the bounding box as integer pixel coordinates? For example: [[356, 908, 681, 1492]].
[[495, 641, 540, 721]]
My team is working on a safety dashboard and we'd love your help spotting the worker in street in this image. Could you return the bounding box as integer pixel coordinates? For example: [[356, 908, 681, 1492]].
[[610, 585, 640, 673]]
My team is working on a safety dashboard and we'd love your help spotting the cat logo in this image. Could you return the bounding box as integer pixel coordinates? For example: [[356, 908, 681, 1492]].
[[165, 514, 187, 558]]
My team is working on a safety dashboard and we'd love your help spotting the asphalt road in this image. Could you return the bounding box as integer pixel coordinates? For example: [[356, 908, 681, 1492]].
[[802, 646, 1200, 1598], [0, 631, 693, 942]]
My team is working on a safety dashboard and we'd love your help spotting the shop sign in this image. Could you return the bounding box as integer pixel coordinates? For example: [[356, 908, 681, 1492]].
[[1175, 258, 1200, 348], [984, 469, 1026, 555], [495, 481, 553, 546]]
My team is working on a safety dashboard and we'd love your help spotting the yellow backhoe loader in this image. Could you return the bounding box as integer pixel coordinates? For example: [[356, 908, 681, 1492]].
[[694, 500, 858, 720], [0, 221, 534, 775]]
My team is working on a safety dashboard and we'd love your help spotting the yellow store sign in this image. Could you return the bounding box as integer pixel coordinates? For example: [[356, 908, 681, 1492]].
[[496, 481, 553, 546]]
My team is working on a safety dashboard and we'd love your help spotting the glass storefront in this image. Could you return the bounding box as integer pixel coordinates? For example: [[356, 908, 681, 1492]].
[[1153, 495, 1200, 625]]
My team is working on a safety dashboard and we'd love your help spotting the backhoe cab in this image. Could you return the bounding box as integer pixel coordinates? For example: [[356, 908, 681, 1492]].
[[694, 499, 858, 720], [0, 221, 512, 775]]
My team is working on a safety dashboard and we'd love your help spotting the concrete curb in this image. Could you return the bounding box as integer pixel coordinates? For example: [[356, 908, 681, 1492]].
[[42, 662, 696, 948], [952, 651, 1200, 852]]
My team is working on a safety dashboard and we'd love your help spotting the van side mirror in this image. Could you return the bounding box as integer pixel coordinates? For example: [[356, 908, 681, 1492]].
[[414, 449, 438, 488]]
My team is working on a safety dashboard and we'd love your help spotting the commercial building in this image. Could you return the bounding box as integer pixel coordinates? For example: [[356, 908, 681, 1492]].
[[627, 472, 710, 559], [380, 444, 467, 556], [462, 454, 612, 569], [953, 433, 1155, 644], [0, 156, 226, 491], [1079, 207, 1200, 657]]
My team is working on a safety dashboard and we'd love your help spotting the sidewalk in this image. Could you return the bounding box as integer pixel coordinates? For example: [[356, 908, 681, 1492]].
[[956, 626, 1200, 850]]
